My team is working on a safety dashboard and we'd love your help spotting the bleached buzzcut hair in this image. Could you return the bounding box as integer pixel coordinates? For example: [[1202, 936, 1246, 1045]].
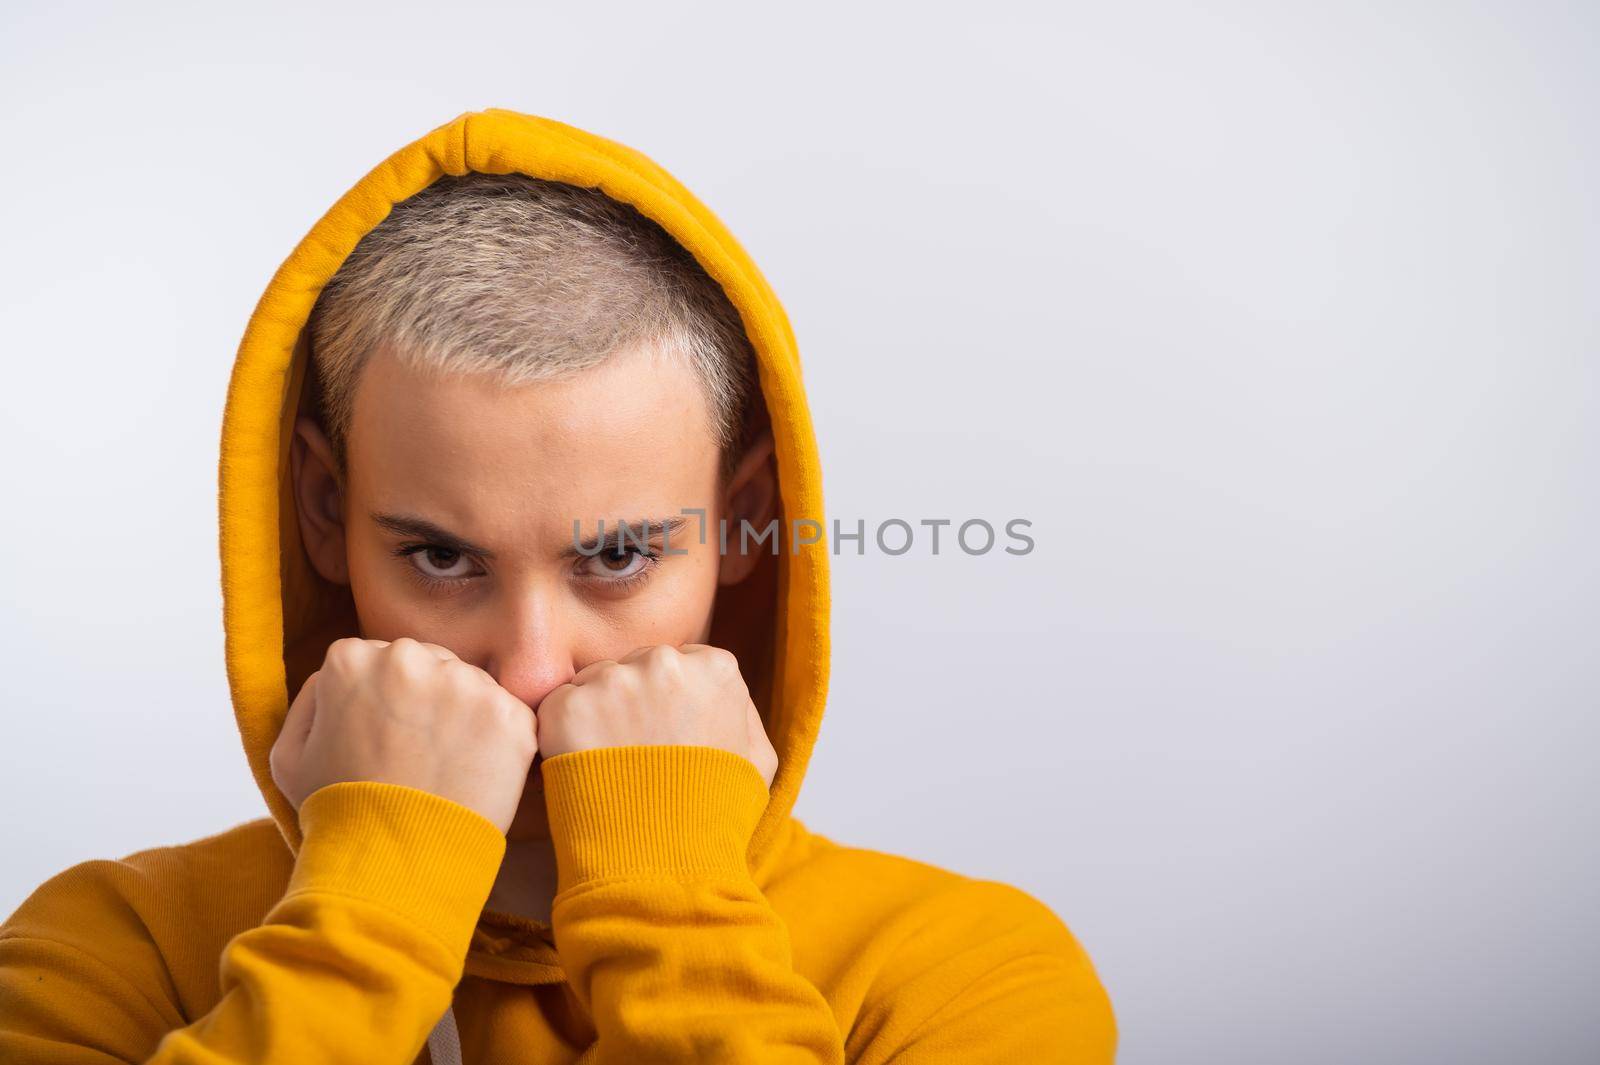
[[305, 172, 761, 485]]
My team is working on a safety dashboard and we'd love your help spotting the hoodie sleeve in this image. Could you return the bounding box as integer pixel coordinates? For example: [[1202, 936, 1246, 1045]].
[[541, 743, 849, 1063], [0, 780, 505, 1064]]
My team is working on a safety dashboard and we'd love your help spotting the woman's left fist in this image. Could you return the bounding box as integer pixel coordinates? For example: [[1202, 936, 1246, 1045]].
[[536, 644, 778, 788]]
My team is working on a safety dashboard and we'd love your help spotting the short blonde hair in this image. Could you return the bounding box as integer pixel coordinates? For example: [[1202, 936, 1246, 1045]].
[[306, 172, 760, 483]]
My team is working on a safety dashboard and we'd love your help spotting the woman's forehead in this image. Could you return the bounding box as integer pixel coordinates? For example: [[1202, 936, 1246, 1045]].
[[343, 344, 723, 539]]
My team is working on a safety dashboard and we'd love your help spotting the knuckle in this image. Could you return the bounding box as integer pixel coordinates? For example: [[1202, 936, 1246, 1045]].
[[325, 638, 360, 664], [644, 644, 681, 673], [268, 747, 292, 787], [386, 638, 431, 675], [575, 658, 615, 684], [495, 700, 534, 738], [538, 683, 575, 719]]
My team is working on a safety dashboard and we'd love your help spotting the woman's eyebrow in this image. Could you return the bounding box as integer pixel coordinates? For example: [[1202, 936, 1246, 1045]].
[[370, 512, 496, 559], [370, 512, 695, 560], [564, 515, 694, 558]]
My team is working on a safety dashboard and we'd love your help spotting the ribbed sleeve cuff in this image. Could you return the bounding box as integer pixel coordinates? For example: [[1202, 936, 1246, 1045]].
[[540, 744, 770, 893], [287, 780, 507, 956]]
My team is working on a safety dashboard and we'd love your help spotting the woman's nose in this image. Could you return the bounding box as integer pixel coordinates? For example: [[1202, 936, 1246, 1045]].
[[481, 588, 577, 710]]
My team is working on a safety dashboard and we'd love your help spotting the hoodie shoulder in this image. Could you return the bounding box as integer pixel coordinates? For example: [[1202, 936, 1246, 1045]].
[[1, 815, 294, 1020], [767, 820, 1117, 1059], [772, 819, 1097, 958]]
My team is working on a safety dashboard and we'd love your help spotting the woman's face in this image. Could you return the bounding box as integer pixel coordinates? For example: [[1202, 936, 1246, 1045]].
[[291, 341, 772, 839]]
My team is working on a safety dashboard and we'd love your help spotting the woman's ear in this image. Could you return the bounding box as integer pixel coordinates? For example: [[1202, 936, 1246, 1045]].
[[717, 427, 777, 586], [291, 413, 351, 585]]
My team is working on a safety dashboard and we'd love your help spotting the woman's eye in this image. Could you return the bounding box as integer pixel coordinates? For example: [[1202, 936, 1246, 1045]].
[[409, 546, 475, 580], [589, 546, 649, 580]]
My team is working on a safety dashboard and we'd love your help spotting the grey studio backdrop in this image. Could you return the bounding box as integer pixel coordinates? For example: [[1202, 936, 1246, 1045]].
[[1, 4, 1595, 1063]]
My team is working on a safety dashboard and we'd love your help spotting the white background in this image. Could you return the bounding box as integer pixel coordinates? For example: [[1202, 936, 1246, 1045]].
[[2, 3, 1596, 1062]]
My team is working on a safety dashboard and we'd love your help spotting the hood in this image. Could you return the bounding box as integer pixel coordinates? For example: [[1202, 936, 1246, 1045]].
[[218, 108, 830, 955]]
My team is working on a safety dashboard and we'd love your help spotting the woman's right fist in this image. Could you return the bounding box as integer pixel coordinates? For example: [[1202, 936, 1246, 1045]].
[[269, 636, 538, 834]]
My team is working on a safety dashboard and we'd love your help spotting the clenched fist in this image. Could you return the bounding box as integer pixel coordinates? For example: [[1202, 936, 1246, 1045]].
[[536, 643, 778, 788], [269, 636, 538, 834]]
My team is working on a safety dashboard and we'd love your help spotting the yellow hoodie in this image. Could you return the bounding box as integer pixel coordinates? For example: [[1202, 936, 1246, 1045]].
[[0, 108, 1117, 1064]]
